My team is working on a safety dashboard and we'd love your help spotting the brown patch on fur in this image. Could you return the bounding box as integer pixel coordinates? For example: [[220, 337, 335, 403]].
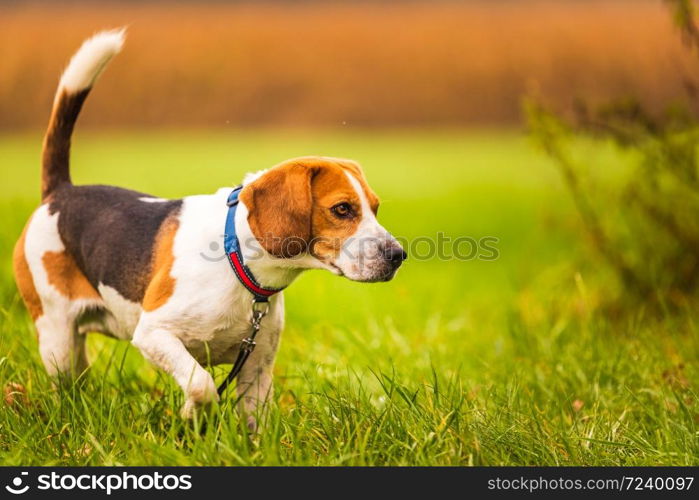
[[241, 156, 380, 261], [334, 158, 380, 214], [41, 89, 90, 200], [13, 222, 44, 320], [241, 160, 316, 258], [142, 217, 179, 311], [42, 250, 100, 300], [308, 161, 364, 262]]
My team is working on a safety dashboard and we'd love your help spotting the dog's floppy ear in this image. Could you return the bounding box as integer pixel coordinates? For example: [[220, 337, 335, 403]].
[[241, 162, 317, 258]]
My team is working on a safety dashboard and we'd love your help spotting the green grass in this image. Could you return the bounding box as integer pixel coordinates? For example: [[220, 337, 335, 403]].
[[0, 129, 697, 465]]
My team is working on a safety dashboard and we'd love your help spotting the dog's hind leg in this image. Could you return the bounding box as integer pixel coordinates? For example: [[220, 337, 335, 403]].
[[17, 205, 102, 379], [36, 310, 87, 378], [16, 252, 86, 377]]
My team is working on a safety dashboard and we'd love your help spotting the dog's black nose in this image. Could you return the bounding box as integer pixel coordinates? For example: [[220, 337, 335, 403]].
[[386, 245, 407, 267]]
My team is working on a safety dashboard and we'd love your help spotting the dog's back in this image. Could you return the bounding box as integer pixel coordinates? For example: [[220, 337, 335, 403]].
[[47, 184, 182, 304]]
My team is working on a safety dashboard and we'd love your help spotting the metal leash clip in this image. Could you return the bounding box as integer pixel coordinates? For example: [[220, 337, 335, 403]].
[[217, 298, 270, 396], [251, 299, 269, 324]]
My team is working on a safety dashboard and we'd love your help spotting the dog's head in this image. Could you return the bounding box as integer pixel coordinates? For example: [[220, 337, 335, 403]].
[[240, 156, 406, 282]]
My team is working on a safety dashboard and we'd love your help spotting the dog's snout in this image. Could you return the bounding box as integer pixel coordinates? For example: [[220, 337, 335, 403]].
[[386, 245, 407, 268]]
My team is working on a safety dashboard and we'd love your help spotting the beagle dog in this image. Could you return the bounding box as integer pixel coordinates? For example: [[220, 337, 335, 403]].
[[12, 30, 405, 422]]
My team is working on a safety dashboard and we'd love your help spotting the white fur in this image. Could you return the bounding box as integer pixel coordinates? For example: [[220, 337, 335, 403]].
[[59, 29, 125, 93], [24, 206, 65, 292], [96, 284, 141, 339], [138, 197, 168, 203], [242, 169, 268, 185]]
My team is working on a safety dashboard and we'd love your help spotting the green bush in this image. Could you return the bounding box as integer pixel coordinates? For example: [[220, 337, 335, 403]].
[[526, 0, 699, 307]]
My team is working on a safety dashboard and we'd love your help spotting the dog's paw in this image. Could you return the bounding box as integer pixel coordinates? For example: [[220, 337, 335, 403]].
[[246, 414, 258, 433], [180, 399, 205, 419], [180, 394, 217, 419], [180, 370, 218, 419]]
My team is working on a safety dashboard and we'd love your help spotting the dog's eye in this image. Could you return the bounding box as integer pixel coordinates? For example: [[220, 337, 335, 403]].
[[331, 202, 353, 219]]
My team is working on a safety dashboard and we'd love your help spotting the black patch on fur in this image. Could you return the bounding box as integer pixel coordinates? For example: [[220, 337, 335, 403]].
[[48, 184, 183, 303], [42, 89, 90, 200]]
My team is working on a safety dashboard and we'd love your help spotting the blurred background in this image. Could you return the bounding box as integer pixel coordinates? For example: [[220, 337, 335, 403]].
[[1, 0, 698, 465], [0, 0, 688, 130]]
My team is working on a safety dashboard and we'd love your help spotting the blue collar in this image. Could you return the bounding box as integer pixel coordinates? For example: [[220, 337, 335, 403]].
[[224, 186, 284, 302]]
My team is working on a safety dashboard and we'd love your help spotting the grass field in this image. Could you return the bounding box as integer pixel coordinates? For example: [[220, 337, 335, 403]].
[[0, 129, 697, 465]]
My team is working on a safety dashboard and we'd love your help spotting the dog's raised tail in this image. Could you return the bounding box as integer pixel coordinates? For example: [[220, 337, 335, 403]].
[[41, 29, 125, 200]]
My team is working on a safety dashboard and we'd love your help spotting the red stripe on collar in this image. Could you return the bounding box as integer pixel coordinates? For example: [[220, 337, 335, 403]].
[[229, 252, 278, 298]]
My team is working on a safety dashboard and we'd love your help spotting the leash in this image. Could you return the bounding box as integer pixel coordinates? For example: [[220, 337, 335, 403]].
[[216, 298, 269, 396], [217, 186, 285, 397]]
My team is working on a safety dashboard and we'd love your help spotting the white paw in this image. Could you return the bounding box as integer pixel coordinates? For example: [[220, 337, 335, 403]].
[[180, 369, 218, 418]]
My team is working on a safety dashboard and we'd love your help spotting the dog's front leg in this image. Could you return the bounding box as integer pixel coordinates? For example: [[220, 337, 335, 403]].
[[132, 325, 218, 418]]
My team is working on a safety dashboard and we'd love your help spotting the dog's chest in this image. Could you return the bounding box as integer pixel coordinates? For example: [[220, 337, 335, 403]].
[[178, 297, 283, 365]]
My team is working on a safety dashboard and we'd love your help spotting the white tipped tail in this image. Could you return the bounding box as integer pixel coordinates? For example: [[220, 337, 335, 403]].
[[59, 29, 125, 93], [41, 29, 126, 200]]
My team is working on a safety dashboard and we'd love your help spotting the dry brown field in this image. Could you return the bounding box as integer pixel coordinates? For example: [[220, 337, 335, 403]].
[[0, 0, 691, 129]]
